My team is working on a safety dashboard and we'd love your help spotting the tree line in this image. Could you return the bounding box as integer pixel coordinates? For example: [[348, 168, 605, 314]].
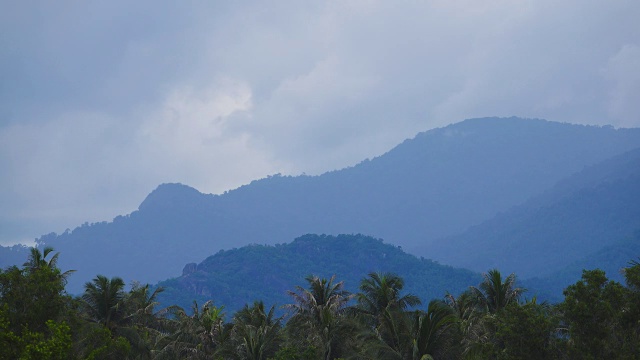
[[1, 247, 639, 359]]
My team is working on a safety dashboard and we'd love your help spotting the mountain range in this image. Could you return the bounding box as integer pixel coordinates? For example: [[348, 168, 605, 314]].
[[429, 147, 640, 278], [1, 116, 639, 299]]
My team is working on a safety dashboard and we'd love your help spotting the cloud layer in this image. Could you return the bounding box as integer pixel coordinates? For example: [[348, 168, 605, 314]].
[[1, 0, 639, 244]]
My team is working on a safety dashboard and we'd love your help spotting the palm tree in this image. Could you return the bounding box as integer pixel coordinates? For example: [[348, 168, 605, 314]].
[[409, 300, 459, 360], [232, 301, 282, 360], [285, 275, 356, 360], [458, 270, 527, 358], [357, 272, 421, 321], [23, 246, 58, 269], [445, 290, 485, 357], [155, 300, 231, 359], [356, 272, 421, 356], [1, 246, 70, 336], [623, 257, 640, 291], [81, 275, 127, 332], [125, 282, 165, 328], [23, 246, 75, 281], [117, 282, 169, 358], [469, 269, 525, 314], [360, 300, 459, 360]]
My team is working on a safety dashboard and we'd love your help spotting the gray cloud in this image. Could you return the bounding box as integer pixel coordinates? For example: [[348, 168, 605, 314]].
[[1, 0, 639, 244]]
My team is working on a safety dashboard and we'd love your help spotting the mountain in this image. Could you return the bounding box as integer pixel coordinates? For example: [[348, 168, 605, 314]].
[[428, 147, 640, 279], [523, 230, 640, 301], [155, 234, 482, 313], [0, 244, 31, 267], [3, 117, 640, 294]]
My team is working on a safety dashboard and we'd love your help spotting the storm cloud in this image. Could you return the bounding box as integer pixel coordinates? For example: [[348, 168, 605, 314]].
[[1, 0, 639, 244]]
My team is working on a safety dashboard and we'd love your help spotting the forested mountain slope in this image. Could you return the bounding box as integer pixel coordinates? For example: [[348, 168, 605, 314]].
[[3, 117, 640, 293], [429, 148, 640, 279], [156, 234, 481, 313], [523, 230, 640, 301]]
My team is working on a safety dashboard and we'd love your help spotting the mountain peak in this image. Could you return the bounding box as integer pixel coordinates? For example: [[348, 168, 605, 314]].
[[138, 183, 205, 213]]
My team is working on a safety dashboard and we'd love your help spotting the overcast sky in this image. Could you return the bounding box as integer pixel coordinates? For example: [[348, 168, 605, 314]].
[[1, 1, 639, 245]]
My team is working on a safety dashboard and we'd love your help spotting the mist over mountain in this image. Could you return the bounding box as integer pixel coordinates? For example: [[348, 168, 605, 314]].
[[2, 117, 640, 294], [428, 147, 640, 279], [523, 230, 640, 301]]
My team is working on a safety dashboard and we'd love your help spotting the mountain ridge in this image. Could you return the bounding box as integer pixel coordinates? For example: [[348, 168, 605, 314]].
[[2, 117, 640, 294], [428, 147, 640, 279], [156, 233, 482, 313]]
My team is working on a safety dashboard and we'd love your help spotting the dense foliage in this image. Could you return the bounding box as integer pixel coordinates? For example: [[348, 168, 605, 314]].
[[156, 234, 481, 313], [2, 247, 640, 359]]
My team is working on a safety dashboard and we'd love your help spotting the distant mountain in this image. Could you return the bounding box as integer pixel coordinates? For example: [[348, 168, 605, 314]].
[[429, 147, 640, 279], [155, 234, 481, 313], [523, 230, 640, 301], [3, 117, 640, 294], [0, 244, 31, 267]]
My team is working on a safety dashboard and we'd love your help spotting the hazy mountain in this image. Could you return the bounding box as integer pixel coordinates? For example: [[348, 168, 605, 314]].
[[3, 117, 640, 293], [428, 147, 640, 279], [523, 230, 640, 301], [155, 234, 481, 313], [0, 244, 31, 268]]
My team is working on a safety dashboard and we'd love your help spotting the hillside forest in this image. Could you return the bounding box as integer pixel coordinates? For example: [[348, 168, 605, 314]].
[[2, 246, 639, 360]]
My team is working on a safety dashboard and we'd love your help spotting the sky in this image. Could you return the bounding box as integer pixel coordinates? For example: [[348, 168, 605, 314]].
[[1, 0, 639, 245]]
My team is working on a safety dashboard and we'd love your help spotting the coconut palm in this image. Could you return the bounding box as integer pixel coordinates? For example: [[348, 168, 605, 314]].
[[23, 246, 58, 269], [81, 275, 127, 332], [232, 301, 282, 360], [409, 300, 459, 360], [445, 290, 486, 358], [359, 307, 410, 360], [623, 257, 640, 291], [360, 300, 458, 360], [1, 246, 70, 336], [469, 269, 525, 314], [23, 246, 75, 281], [445, 290, 477, 322], [285, 275, 356, 360], [356, 272, 421, 355], [155, 300, 231, 359], [457, 270, 527, 358], [80, 277, 169, 359], [125, 282, 165, 328], [357, 272, 421, 321], [77, 275, 147, 359], [114, 282, 169, 358]]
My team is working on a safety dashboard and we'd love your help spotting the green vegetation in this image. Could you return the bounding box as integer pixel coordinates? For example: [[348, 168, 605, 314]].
[[2, 246, 640, 359], [155, 234, 481, 313]]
